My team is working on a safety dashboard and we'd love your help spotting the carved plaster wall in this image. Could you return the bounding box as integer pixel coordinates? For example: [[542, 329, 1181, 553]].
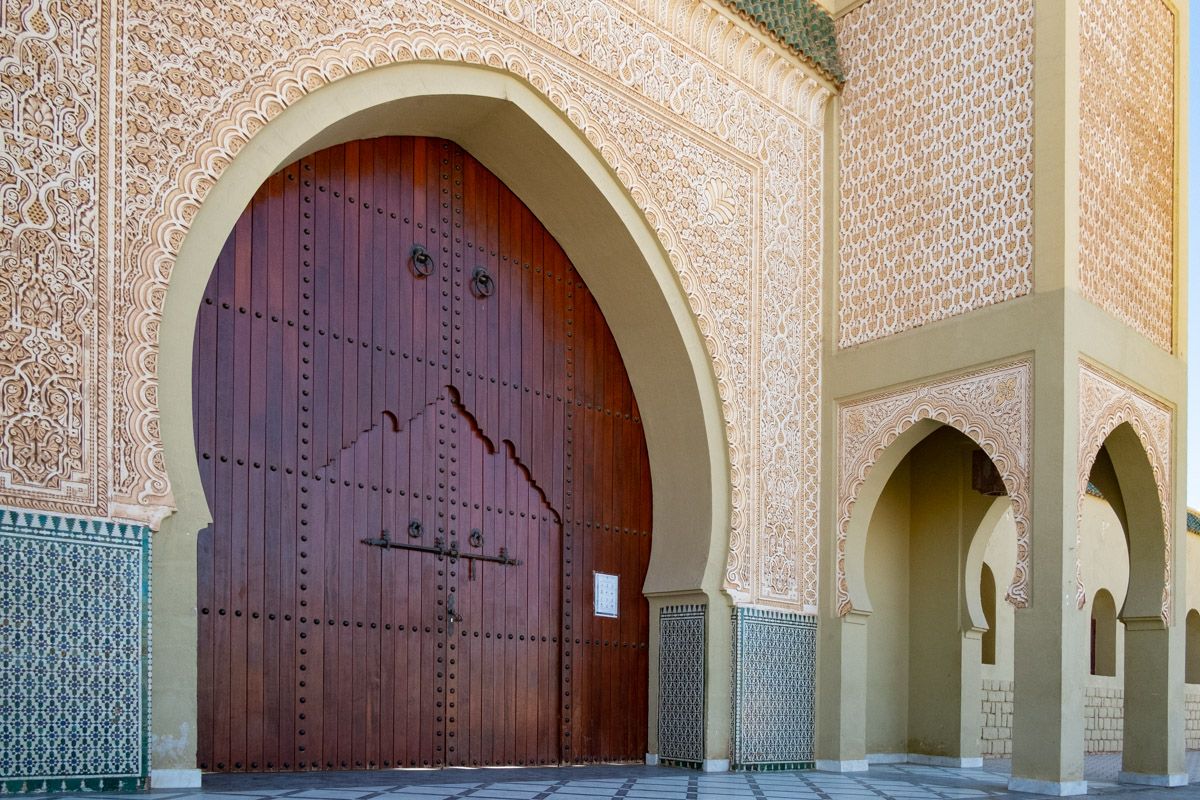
[[836, 361, 1032, 616], [1079, 0, 1175, 352], [1, 0, 833, 610], [835, 0, 1034, 348], [1076, 361, 1174, 621], [0, 0, 104, 513]]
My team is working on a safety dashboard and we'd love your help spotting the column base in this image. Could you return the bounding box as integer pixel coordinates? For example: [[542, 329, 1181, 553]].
[[815, 759, 869, 772], [1118, 771, 1188, 787], [907, 754, 983, 768], [1007, 777, 1088, 796], [645, 753, 659, 766], [150, 769, 202, 789], [702, 758, 730, 772]]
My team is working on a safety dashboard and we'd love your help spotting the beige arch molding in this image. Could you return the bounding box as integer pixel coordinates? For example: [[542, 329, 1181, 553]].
[[109, 0, 834, 609], [154, 61, 738, 599], [1076, 360, 1174, 622], [836, 360, 1033, 616], [963, 496, 1014, 632]]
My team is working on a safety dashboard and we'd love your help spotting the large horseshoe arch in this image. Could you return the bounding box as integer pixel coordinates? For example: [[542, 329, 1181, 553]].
[[192, 136, 651, 771]]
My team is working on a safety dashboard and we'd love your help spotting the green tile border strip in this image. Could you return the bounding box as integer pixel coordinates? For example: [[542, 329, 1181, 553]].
[[0, 507, 150, 794], [725, 0, 844, 84]]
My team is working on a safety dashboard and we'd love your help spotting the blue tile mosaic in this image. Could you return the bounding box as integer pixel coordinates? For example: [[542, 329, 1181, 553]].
[[0, 507, 149, 793], [657, 604, 706, 766], [731, 608, 816, 770]]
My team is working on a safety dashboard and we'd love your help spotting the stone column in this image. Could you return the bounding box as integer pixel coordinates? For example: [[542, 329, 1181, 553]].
[[1119, 617, 1186, 785], [815, 611, 869, 771]]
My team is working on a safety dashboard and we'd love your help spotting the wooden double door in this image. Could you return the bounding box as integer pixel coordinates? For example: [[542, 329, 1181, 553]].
[[193, 137, 651, 772]]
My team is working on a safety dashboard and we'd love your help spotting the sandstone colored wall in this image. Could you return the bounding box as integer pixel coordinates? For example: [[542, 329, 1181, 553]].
[[1186, 687, 1200, 750], [1078, 0, 1176, 351], [980, 679, 1014, 758], [980, 680, 1129, 756], [835, 0, 1034, 348]]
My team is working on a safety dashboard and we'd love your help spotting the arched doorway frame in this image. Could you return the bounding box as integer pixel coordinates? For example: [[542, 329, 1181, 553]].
[[1076, 359, 1183, 783], [1076, 362, 1174, 621], [818, 360, 1032, 771], [152, 62, 731, 777], [836, 360, 1034, 616]]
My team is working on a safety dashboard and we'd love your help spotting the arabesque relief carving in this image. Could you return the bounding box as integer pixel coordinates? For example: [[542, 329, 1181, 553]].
[[0, 0, 104, 512], [1079, 0, 1175, 352], [1076, 361, 1174, 622], [2, 0, 834, 610], [836, 361, 1032, 616], [835, 0, 1034, 348]]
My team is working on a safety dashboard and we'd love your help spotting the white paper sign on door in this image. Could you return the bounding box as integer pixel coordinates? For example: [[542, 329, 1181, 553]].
[[593, 572, 619, 618]]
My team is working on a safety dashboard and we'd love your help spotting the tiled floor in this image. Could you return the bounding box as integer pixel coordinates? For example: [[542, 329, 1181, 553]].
[[17, 758, 1200, 800]]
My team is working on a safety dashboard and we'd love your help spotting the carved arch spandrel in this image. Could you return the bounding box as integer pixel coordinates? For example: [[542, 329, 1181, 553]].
[[1076, 361, 1174, 622], [836, 360, 1033, 616], [112, 0, 833, 609]]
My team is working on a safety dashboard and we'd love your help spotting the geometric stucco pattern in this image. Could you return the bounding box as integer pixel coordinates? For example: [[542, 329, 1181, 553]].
[[836, 360, 1032, 616], [1079, 0, 1175, 353], [3, 0, 833, 611], [0, 1, 104, 513], [1077, 361, 1174, 622], [835, 0, 1034, 349]]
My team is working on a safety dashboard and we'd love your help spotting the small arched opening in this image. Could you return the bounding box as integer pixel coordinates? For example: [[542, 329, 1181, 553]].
[[1090, 589, 1118, 678], [980, 564, 997, 666], [1186, 610, 1200, 685]]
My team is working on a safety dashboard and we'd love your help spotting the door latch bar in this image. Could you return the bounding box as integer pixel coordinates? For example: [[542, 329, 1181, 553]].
[[361, 529, 522, 567]]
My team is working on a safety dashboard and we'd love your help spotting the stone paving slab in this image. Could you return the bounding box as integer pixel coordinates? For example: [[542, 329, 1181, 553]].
[[15, 759, 1200, 800]]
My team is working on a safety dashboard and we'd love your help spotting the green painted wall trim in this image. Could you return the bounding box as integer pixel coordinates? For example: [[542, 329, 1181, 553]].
[[726, 0, 844, 84]]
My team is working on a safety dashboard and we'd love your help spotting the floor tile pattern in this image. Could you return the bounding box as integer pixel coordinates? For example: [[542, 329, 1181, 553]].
[[19, 759, 1200, 800]]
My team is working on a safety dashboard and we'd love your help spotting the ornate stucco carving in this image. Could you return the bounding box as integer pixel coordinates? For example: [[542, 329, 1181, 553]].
[[1076, 361, 1174, 621], [1079, 0, 1175, 352], [1, 0, 832, 610], [835, 0, 1034, 348], [836, 361, 1032, 616], [0, 0, 105, 513]]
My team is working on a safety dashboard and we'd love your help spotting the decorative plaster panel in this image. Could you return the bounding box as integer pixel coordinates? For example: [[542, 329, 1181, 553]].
[[0, 0, 105, 514], [0, 0, 832, 610], [836, 361, 1032, 616], [1079, 0, 1175, 352], [836, 0, 1034, 348], [1077, 361, 1174, 621]]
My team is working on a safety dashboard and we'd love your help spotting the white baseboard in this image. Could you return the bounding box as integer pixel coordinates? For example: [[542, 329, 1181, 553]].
[[815, 759, 869, 772], [644, 753, 659, 766], [150, 769, 202, 789], [1007, 776, 1088, 796], [1118, 771, 1188, 787], [866, 753, 907, 764], [907, 754, 983, 768], [701, 758, 730, 772]]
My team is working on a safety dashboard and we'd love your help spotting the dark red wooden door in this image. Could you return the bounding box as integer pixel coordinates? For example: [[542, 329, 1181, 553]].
[[194, 137, 650, 772]]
